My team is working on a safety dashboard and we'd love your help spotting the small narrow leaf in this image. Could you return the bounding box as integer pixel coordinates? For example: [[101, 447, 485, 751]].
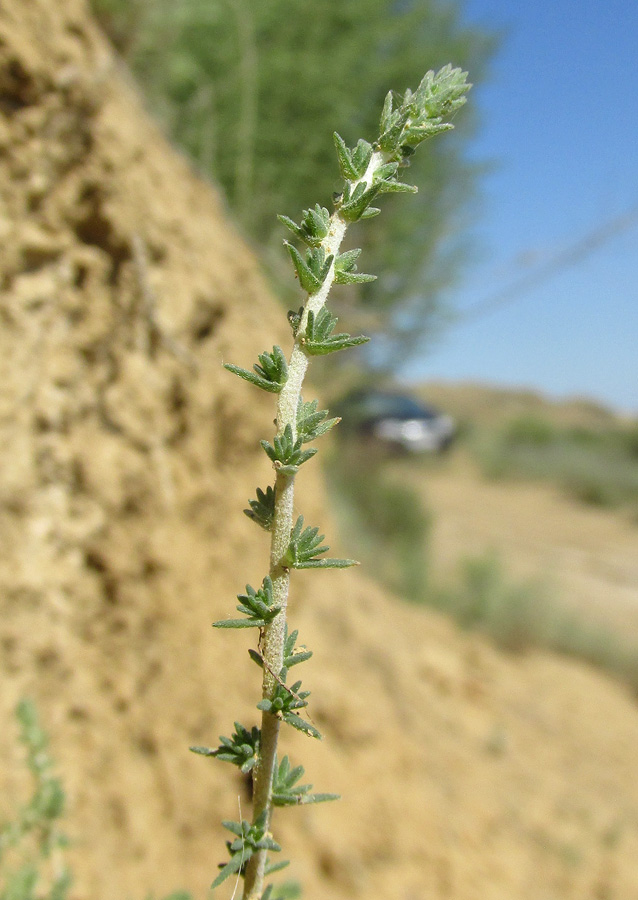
[[350, 139, 373, 178], [211, 853, 244, 890], [297, 398, 340, 443], [261, 424, 318, 473], [284, 241, 321, 294], [277, 214, 305, 242], [283, 712, 322, 740], [293, 557, 358, 569], [244, 486, 276, 530], [332, 132, 358, 181], [224, 345, 288, 393], [213, 577, 280, 629], [300, 309, 369, 356]]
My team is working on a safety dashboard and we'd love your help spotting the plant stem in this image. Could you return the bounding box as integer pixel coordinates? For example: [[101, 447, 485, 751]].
[[242, 150, 388, 900]]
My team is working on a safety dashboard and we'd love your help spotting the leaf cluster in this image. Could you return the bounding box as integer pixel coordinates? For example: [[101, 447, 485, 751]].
[[272, 757, 339, 807], [283, 516, 357, 570], [261, 425, 317, 476], [278, 205, 330, 248], [284, 243, 334, 295], [211, 812, 282, 890], [190, 722, 260, 775], [224, 346, 288, 393], [377, 65, 471, 157], [244, 485, 276, 531], [257, 679, 320, 740], [213, 577, 280, 629], [300, 309, 369, 356], [296, 399, 339, 444]]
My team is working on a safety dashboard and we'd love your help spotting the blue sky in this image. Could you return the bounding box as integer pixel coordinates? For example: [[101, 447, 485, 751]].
[[405, 0, 638, 413]]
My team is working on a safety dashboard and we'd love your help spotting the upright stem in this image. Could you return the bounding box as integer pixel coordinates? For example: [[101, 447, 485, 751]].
[[241, 150, 388, 900]]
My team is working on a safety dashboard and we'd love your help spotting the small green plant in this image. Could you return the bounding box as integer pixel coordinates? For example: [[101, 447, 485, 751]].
[[192, 67, 470, 898], [0, 700, 70, 900]]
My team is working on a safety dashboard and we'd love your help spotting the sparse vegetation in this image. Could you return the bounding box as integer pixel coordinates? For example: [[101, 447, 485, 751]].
[[326, 435, 638, 694], [325, 438, 431, 601], [0, 700, 71, 900], [472, 415, 638, 517], [430, 552, 638, 693]]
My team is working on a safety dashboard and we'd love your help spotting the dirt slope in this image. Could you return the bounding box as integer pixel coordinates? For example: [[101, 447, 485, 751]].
[[2, 3, 638, 900]]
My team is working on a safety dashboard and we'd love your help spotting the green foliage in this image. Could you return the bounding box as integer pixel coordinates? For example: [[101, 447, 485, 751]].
[[257, 682, 320, 741], [224, 346, 288, 393], [429, 553, 638, 691], [296, 399, 339, 444], [190, 723, 261, 774], [282, 629, 313, 670], [213, 578, 281, 629], [261, 425, 318, 476], [0, 701, 70, 900], [92, 0, 495, 363], [271, 757, 339, 807], [283, 517, 358, 570], [300, 309, 369, 356], [284, 243, 334, 295], [244, 486, 276, 531], [212, 813, 282, 890], [192, 68, 469, 898], [278, 206, 331, 248]]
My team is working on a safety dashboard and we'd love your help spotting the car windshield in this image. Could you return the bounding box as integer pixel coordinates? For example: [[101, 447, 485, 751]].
[[359, 393, 437, 420]]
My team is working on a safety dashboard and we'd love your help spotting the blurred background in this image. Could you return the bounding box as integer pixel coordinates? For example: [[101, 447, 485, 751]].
[[2, 0, 638, 898], [91, 0, 638, 665]]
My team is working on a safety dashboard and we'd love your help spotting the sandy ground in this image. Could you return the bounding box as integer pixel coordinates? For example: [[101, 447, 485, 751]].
[[2, 3, 638, 899], [419, 452, 638, 636]]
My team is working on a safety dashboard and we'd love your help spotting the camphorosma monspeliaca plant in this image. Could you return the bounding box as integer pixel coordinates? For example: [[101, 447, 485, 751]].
[[191, 66, 471, 900]]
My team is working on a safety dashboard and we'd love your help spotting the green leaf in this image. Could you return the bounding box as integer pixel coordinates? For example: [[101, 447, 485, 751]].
[[297, 398, 340, 443], [213, 577, 280, 629], [283, 627, 312, 668], [224, 345, 288, 393], [373, 161, 399, 182], [244, 485, 276, 530], [283, 516, 358, 569], [334, 249, 376, 286], [257, 679, 321, 737], [338, 182, 384, 222], [190, 723, 260, 774], [211, 815, 281, 889], [378, 89, 394, 134], [350, 139, 374, 178], [278, 205, 330, 247], [376, 179, 418, 195], [272, 756, 339, 806], [211, 851, 244, 890], [292, 557, 358, 570], [332, 131, 358, 181], [261, 424, 318, 474], [284, 243, 333, 295], [263, 859, 290, 876], [282, 712, 322, 740], [285, 241, 321, 293], [300, 309, 369, 355]]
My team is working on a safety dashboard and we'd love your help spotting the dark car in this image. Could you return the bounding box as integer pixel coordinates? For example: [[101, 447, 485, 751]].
[[334, 388, 456, 453]]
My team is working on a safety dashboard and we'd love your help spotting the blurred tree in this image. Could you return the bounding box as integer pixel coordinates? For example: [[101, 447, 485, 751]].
[[92, 0, 496, 367]]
